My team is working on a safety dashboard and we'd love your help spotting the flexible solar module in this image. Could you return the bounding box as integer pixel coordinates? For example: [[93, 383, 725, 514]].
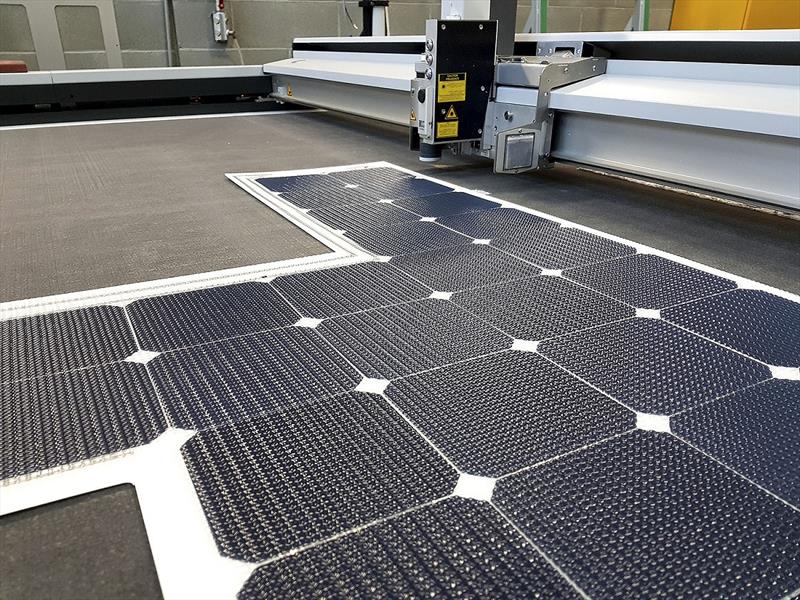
[[1, 162, 799, 600]]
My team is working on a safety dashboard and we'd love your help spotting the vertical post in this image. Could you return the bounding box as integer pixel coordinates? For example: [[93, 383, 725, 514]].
[[523, 0, 548, 34], [632, 0, 649, 30], [489, 0, 516, 55]]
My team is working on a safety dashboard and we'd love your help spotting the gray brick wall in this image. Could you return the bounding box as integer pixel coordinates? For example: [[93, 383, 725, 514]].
[[1, 0, 673, 70]]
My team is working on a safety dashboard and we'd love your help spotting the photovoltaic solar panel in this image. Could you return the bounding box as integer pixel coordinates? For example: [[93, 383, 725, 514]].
[[238, 497, 580, 599], [127, 282, 299, 351], [495, 227, 637, 270], [453, 276, 635, 341], [663, 289, 800, 367], [493, 431, 800, 599], [564, 254, 737, 309], [0, 362, 165, 480], [539, 318, 771, 414], [330, 166, 414, 188], [342, 221, 470, 256], [331, 169, 453, 200], [0, 305, 137, 383], [181, 392, 458, 562], [389, 244, 541, 292], [386, 351, 634, 477], [308, 202, 419, 232], [435, 207, 558, 241], [318, 299, 512, 379], [255, 173, 332, 194], [672, 379, 800, 507], [392, 191, 501, 218], [271, 262, 431, 319], [148, 326, 360, 430], [258, 174, 377, 210]]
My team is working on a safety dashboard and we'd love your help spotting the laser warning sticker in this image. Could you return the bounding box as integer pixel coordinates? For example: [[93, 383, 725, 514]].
[[437, 121, 459, 138], [438, 73, 467, 103], [445, 105, 458, 120]]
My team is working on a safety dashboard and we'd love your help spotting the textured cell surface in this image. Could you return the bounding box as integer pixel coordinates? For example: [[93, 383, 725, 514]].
[[454, 276, 634, 341], [539, 318, 770, 414], [390, 244, 541, 292], [319, 299, 512, 379], [182, 392, 458, 562], [257, 174, 376, 210], [332, 169, 453, 200], [127, 282, 299, 351], [672, 379, 800, 507], [0, 305, 137, 383], [272, 262, 430, 319], [308, 202, 419, 232], [329, 166, 414, 188], [565, 254, 736, 309], [663, 289, 800, 367], [387, 351, 634, 477], [436, 207, 559, 241], [0, 362, 165, 480], [255, 173, 332, 194], [494, 431, 800, 599], [393, 191, 500, 218], [343, 221, 470, 256], [238, 497, 579, 600], [496, 227, 637, 270], [149, 326, 360, 430]]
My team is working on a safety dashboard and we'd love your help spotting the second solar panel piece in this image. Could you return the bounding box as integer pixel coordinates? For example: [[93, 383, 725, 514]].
[[238, 497, 580, 599], [493, 431, 800, 599], [386, 351, 634, 477], [342, 221, 470, 256], [319, 299, 512, 379], [182, 392, 458, 562], [392, 191, 500, 218]]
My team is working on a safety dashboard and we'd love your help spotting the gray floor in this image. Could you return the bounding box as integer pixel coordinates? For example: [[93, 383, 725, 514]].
[[1, 110, 798, 302], [0, 484, 162, 600]]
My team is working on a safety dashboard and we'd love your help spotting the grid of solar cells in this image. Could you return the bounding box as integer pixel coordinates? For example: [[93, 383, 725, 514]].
[[308, 202, 419, 232], [392, 191, 501, 218], [181, 392, 458, 562], [0, 305, 137, 383], [149, 326, 361, 430], [255, 173, 331, 194], [493, 431, 800, 599], [342, 221, 470, 256], [565, 254, 737, 309], [539, 318, 771, 414], [453, 276, 635, 341], [495, 227, 637, 270], [386, 351, 634, 477], [238, 497, 580, 599], [0, 362, 165, 480], [329, 166, 414, 188], [331, 168, 453, 200], [127, 282, 299, 352], [318, 299, 512, 379], [389, 244, 542, 292], [672, 379, 800, 507], [435, 207, 559, 241], [663, 289, 800, 367], [259, 174, 377, 210], [271, 262, 431, 319]]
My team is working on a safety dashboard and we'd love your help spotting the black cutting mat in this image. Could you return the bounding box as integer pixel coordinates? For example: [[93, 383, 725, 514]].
[[308, 202, 419, 232], [149, 326, 360, 430], [392, 191, 501, 218], [386, 351, 634, 477], [495, 227, 637, 270], [493, 431, 800, 599], [272, 262, 431, 319], [127, 282, 299, 351], [342, 221, 471, 256], [238, 497, 580, 599], [0, 306, 137, 384], [331, 169, 453, 200], [390, 244, 541, 292], [672, 379, 800, 507], [663, 289, 800, 367], [453, 276, 635, 341], [181, 392, 457, 562], [539, 318, 771, 414], [318, 299, 512, 379], [565, 254, 737, 309], [0, 362, 165, 480], [435, 207, 559, 241]]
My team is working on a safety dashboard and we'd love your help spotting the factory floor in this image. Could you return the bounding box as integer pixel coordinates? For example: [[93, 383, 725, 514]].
[[1, 108, 799, 600]]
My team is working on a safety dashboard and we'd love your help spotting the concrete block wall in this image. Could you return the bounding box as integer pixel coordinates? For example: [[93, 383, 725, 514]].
[[0, 0, 673, 70]]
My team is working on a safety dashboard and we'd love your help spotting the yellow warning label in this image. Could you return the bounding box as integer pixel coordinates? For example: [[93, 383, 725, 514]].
[[436, 121, 459, 139], [445, 105, 458, 120], [438, 73, 466, 103]]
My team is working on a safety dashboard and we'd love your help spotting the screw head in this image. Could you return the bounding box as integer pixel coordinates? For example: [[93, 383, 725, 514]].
[[441, 23, 446, 30], [426, 38, 434, 50], [477, 128, 482, 134], [426, 53, 433, 65], [478, 23, 483, 30], [425, 68, 433, 79]]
